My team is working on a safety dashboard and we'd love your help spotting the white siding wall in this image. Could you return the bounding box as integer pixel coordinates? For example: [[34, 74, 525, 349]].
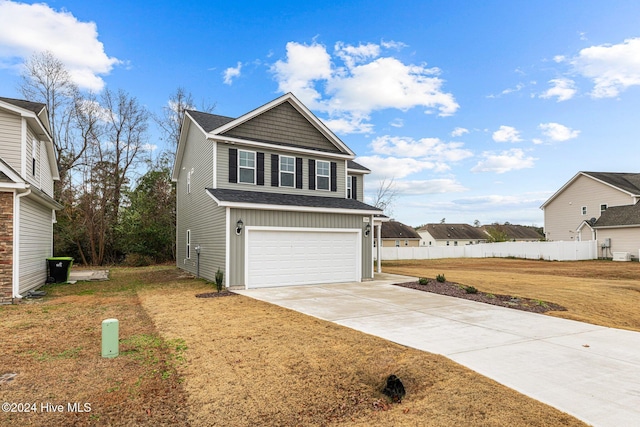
[[0, 109, 22, 174], [18, 196, 53, 294], [544, 175, 634, 241], [596, 228, 640, 259]]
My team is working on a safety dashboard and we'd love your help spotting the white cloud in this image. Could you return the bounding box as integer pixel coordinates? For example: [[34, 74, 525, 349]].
[[270, 40, 458, 133], [370, 135, 473, 162], [0, 1, 120, 91], [471, 148, 536, 174], [540, 78, 577, 101], [321, 114, 374, 134], [386, 178, 468, 195], [571, 37, 640, 98], [538, 122, 580, 142], [223, 62, 242, 85], [492, 125, 522, 143], [451, 127, 469, 137], [389, 118, 404, 128], [355, 155, 442, 179]]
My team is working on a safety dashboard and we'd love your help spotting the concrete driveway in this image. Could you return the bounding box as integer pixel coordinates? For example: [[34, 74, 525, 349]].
[[235, 273, 640, 427]]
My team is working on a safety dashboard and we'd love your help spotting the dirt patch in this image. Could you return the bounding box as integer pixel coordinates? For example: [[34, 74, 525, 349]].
[[195, 290, 238, 298], [395, 278, 567, 313]]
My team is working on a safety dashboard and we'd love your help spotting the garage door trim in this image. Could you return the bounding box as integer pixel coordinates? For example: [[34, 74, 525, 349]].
[[244, 226, 362, 289]]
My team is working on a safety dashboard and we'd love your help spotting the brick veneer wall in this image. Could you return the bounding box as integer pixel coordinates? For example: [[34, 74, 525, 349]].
[[0, 192, 13, 301]]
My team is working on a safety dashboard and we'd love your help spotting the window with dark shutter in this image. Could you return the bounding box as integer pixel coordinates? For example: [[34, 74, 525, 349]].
[[296, 157, 303, 189], [330, 162, 337, 192], [229, 148, 238, 183], [271, 154, 279, 186], [257, 152, 265, 186], [352, 176, 358, 200], [308, 159, 316, 190]]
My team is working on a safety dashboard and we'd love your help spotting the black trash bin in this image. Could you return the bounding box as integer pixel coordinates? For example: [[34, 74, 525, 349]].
[[46, 257, 74, 283]]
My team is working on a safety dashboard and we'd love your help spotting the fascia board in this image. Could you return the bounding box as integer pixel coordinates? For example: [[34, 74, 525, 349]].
[[209, 135, 353, 160], [209, 198, 382, 215]]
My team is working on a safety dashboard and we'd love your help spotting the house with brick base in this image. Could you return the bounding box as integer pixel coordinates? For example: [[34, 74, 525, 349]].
[[0, 97, 61, 303]]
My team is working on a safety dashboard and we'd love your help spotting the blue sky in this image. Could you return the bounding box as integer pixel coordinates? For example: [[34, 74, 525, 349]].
[[2, 0, 640, 227]]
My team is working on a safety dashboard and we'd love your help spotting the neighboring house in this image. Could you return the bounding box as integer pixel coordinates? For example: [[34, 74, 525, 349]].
[[374, 220, 421, 247], [417, 223, 487, 246], [172, 93, 383, 289], [581, 202, 640, 259], [541, 171, 640, 256], [0, 97, 62, 303], [480, 224, 544, 242]]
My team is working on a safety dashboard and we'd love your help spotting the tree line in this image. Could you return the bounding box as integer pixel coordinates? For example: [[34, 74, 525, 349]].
[[19, 51, 212, 266]]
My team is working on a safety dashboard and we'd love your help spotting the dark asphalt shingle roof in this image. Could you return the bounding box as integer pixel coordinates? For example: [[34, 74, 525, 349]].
[[417, 223, 487, 240], [207, 188, 382, 212], [0, 97, 46, 115], [187, 110, 235, 133], [347, 160, 370, 172], [374, 220, 420, 239], [594, 203, 640, 227], [583, 172, 640, 195], [480, 224, 544, 240]]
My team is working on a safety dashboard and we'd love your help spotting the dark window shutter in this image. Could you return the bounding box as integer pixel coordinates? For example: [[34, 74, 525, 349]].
[[229, 148, 237, 183], [308, 159, 315, 190], [352, 176, 358, 200], [257, 152, 265, 186], [271, 154, 279, 187], [330, 162, 337, 192], [296, 157, 303, 189]]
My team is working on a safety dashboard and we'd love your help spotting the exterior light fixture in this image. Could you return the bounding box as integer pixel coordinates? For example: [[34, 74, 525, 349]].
[[236, 219, 244, 235], [364, 223, 371, 237]]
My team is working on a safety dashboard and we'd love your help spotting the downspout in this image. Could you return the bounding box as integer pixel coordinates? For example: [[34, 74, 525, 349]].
[[13, 186, 31, 299]]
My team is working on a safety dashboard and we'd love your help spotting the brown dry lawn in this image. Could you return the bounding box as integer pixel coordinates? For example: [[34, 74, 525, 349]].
[[0, 261, 607, 426]]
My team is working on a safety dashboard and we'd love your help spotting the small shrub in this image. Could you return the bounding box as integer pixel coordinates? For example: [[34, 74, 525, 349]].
[[215, 268, 224, 293], [418, 277, 428, 285], [436, 274, 446, 283], [465, 286, 478, 294]]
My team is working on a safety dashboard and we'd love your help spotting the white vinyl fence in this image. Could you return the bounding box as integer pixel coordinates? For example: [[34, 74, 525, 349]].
[[380, 240, 598, 262]]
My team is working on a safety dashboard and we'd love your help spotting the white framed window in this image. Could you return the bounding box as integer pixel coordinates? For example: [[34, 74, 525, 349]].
[[347, 175, 352, 198], [186, 230, 191, 259], [238, 150, 256, 184], [32, 139, 37, 176], [600, 204, 608, 212], [316, 160, 330, 190], [187, 170, 191, 194], [280, 155, 295, 187], [581, 206, 587, 215], [395, 240, 400, 247]]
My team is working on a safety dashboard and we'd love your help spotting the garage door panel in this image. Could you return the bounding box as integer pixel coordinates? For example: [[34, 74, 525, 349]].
[[247, 229, 359, 288]]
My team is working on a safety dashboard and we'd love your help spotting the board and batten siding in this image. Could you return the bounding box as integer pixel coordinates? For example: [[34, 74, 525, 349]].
[[18, 196, 52, 295], [175, 121, 226, 280], [223, 101, 340, 153], [544, 174, 635, 241], [0, 109, 23, 175], [227, 208, 373, 286], [216, 142, 346, 197]]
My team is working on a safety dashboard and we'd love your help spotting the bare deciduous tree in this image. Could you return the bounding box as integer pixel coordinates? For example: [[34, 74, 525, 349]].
[[372, 177, 399, 216]]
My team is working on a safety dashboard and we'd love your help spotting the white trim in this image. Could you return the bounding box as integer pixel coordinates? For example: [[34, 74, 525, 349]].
[[208, 197, 382, 215], [21, 118, 27, 177], [238, 149, 256, 185], [316, 160, 330, 191], [244, 226, 362, 289], [212, 140, 217, 188], [210, 136, 353, 160], [279, 155, 295, 188], [186, 229, 191, 259], [225, 207, 230, 287]]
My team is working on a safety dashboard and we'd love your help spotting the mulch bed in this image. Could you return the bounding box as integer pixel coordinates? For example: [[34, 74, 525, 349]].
[[395, 279, 567, 313], [195, 290, 238, 298]]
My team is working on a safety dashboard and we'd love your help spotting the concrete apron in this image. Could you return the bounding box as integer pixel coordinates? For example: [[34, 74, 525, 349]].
[[235, 273, 640, 427]]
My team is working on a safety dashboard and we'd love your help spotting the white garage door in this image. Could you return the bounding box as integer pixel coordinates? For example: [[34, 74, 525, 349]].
[[246, 228, 360, 288]]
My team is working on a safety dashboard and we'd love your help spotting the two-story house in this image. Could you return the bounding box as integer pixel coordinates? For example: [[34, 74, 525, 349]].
[[172, 93, 383, 289], [0, 97, 62, 303], [541, 171, 640, 257]]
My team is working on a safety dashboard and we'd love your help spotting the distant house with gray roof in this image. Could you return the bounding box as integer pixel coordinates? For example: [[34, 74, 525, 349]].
[[542, 171, 640, 258], [374, 220, 421, 247], [480, 224, 544, 242], [417, 223, 487, 246]]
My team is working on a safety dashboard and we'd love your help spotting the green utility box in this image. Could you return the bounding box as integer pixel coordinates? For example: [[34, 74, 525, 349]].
[[101, 318, 119, 358], [46, 257, 74, 283]]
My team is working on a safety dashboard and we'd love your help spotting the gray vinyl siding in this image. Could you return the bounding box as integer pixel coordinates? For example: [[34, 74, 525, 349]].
[[223, 101, 341, 153], [0, 110, 22, 175], [349, 174, 364, 201], [39, 139, 54, 197], [18, 196, 53, 295], [175, 121, 226, 280], [227, 208, 373, 286], [216, 142, 346, 197], [24, 126, 39, 189], [544, 175, 635, 241]]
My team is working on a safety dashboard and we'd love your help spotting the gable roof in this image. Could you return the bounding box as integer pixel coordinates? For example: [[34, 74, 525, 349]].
[[541, 171, 640, 209], [374, 220, 420, 239], [206, 188, 382, 215], [417, 223, 487, 240], [593, 202, 640, 228], [347, 160, 371, 173], [480, 224, 544, 240], [0, 97, 46, 115], [186, 110, 235, 133]]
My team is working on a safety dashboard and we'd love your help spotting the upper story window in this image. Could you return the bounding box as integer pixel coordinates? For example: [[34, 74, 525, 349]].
[[280, 156, 295, 187], [187, 170, 191, 194], [347, 175, 352, 199], [239, 150, 256, 184], [581, 206, 587, 215], [32, 139, 37, 176], [317, 160, 330, 190], [600, 204, 608, 212]]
